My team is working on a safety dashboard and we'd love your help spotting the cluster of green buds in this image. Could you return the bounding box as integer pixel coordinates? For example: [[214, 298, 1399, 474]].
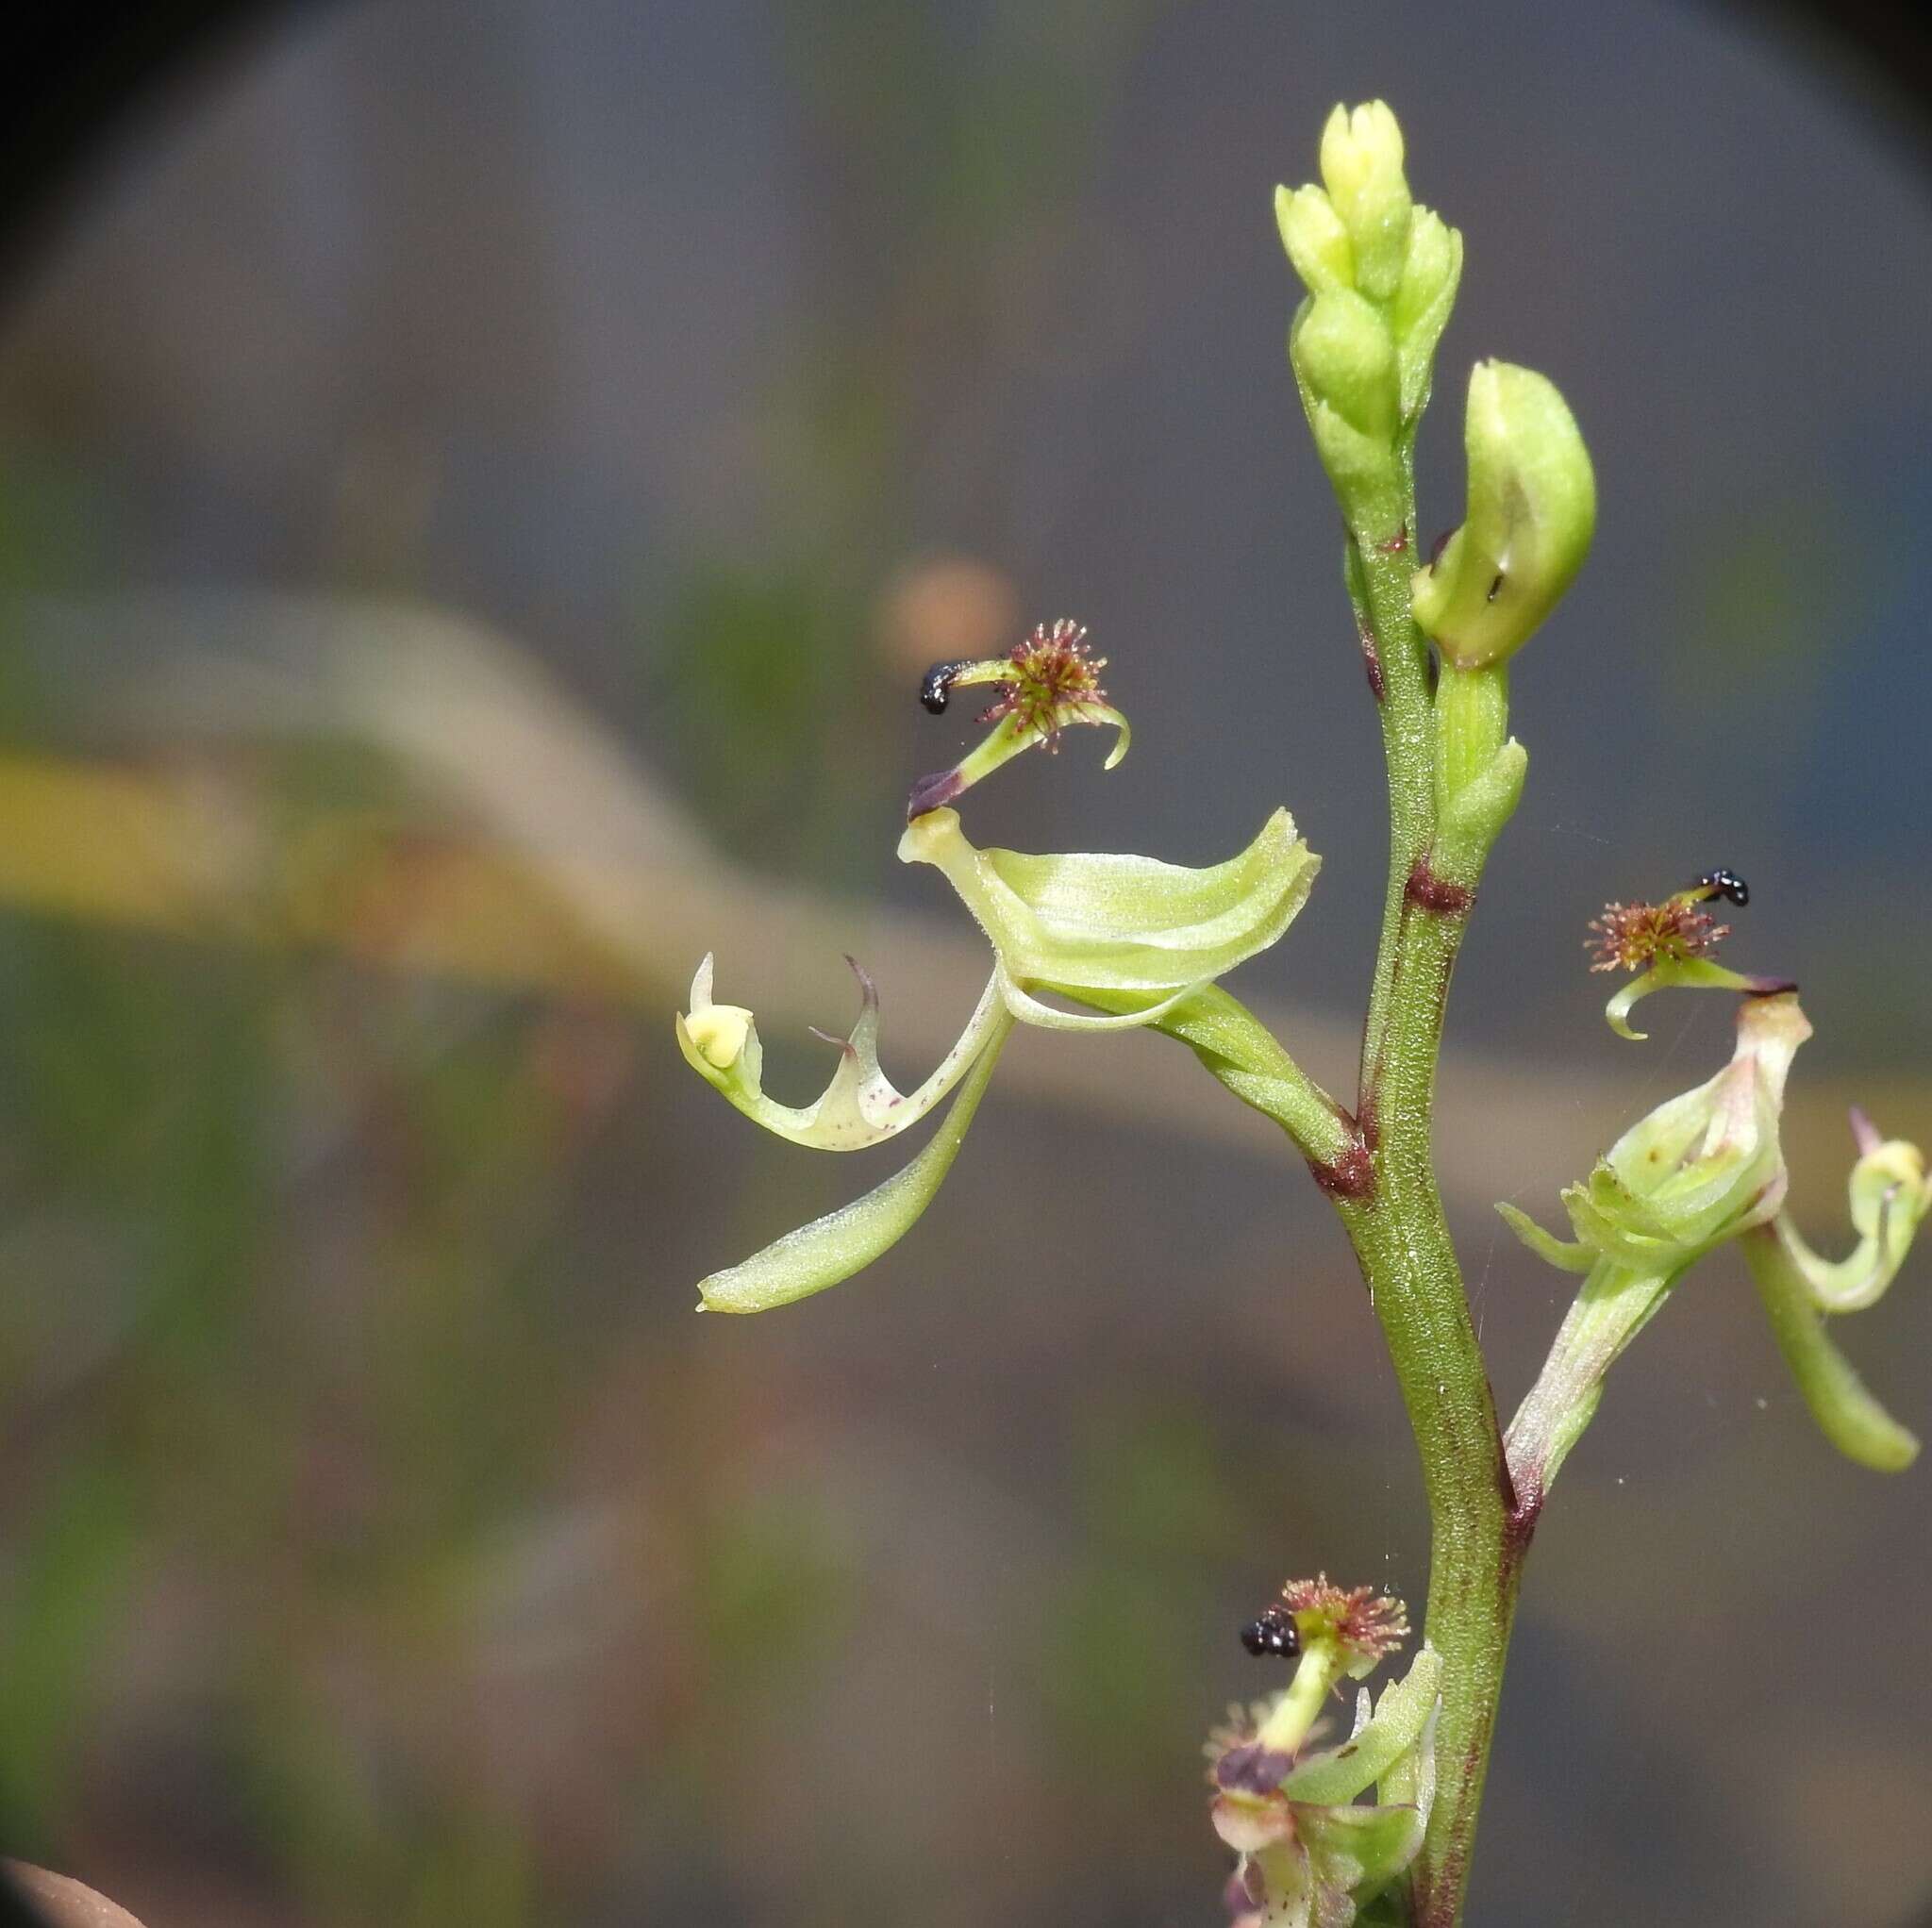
[[1502, 882, 1926, 1499], [677, 624, 1321, 1313], [1208, 1578, 1439, 1927], [1276, 103, 1460, 470], [1275, 102, 1596, 881]]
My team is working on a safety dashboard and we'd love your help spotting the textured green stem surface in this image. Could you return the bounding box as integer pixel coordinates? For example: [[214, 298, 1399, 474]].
[[1331, 446, 1526, 1924]]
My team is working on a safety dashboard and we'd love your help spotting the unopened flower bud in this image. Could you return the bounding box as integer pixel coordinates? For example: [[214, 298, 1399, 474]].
[[1274, 183, 1354, 295], [1391, 206, 1461, 420], [1319, 101, 1412, 301], [1291, 290, 1399, 444], [1411, 361, 1596, 669]]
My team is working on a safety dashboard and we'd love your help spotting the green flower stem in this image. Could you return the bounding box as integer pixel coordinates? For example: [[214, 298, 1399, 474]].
[[1503, 1258, 1679, 1504], [1332, 901, 1516, 1928], [1331, 441, 1523, 1926], [1348, 443, 1437, 1093], [1072, 982, 1352, 1171], [1741, 1222, 1921, 1471], [1434, 663, 1508, 819]]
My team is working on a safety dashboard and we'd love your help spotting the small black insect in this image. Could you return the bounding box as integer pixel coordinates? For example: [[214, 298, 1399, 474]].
[[1240, 1604, 1301, 1660], [919, 660, 977, 715], [1694, 868, 1749, 907]]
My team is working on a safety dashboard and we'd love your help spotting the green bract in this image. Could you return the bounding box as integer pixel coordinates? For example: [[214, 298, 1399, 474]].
[[1411, 361, 1596, 670], [897, 805, 1319, 1031]]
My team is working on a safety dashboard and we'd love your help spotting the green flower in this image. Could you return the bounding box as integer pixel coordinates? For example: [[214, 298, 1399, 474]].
[[1208, 1634, 1441, 1928], [908, 618, 1127, 820], [1505, 989, 1924, 1491], [678, 686, 1319, 1312], [1502, 991, 1808, 1276]]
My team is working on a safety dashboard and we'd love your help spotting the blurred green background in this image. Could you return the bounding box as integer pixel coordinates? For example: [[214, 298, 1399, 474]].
[[0, 2, 1929, 1923]]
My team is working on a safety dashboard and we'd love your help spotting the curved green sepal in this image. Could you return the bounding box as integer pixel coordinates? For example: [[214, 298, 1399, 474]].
[[1410, 360, 1596, 670], [1744, 1221, 1920, 1471], [1496, 1201, 1594, 1273], [898, 806, 1318, 1026], [676, 956, 1006, 1150], [1778, 1122, 1929, 1313], [695, 1009, 1015, 1313]]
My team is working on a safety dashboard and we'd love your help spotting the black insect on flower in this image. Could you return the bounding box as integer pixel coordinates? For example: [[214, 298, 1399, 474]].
[[918, 659, 977, 715], [1240, 1603, 1302, 1660], [1692, 867, 1749, 907]]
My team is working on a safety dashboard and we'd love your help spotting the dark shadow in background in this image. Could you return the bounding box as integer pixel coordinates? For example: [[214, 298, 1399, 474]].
[[2, 0, 1931, 288]]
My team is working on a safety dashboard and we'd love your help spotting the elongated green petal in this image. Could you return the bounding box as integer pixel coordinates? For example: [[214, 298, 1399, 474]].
[[1743, 1222, 1919, 1471], [677, 956, 1006, 1151], [696, 1010, 1015, 1313]]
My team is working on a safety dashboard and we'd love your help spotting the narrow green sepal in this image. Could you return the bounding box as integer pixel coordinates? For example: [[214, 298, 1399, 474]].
[[695, 1008, 1015, 1313], [1776, 1122, 1929, 1312], [1410, 360, 1596, 670], [1744, 1221, 1920, 1471], [1496, 1201, 1594, 1272]]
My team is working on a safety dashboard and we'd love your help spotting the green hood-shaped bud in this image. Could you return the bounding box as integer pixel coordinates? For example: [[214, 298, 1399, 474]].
[[1274, 182, 1354, 295], [898, 805, 1318, 1032], [1291, 291, 1400, 443], [1319, 101, 1413, 301], [1411, 361, 1596, 670]]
